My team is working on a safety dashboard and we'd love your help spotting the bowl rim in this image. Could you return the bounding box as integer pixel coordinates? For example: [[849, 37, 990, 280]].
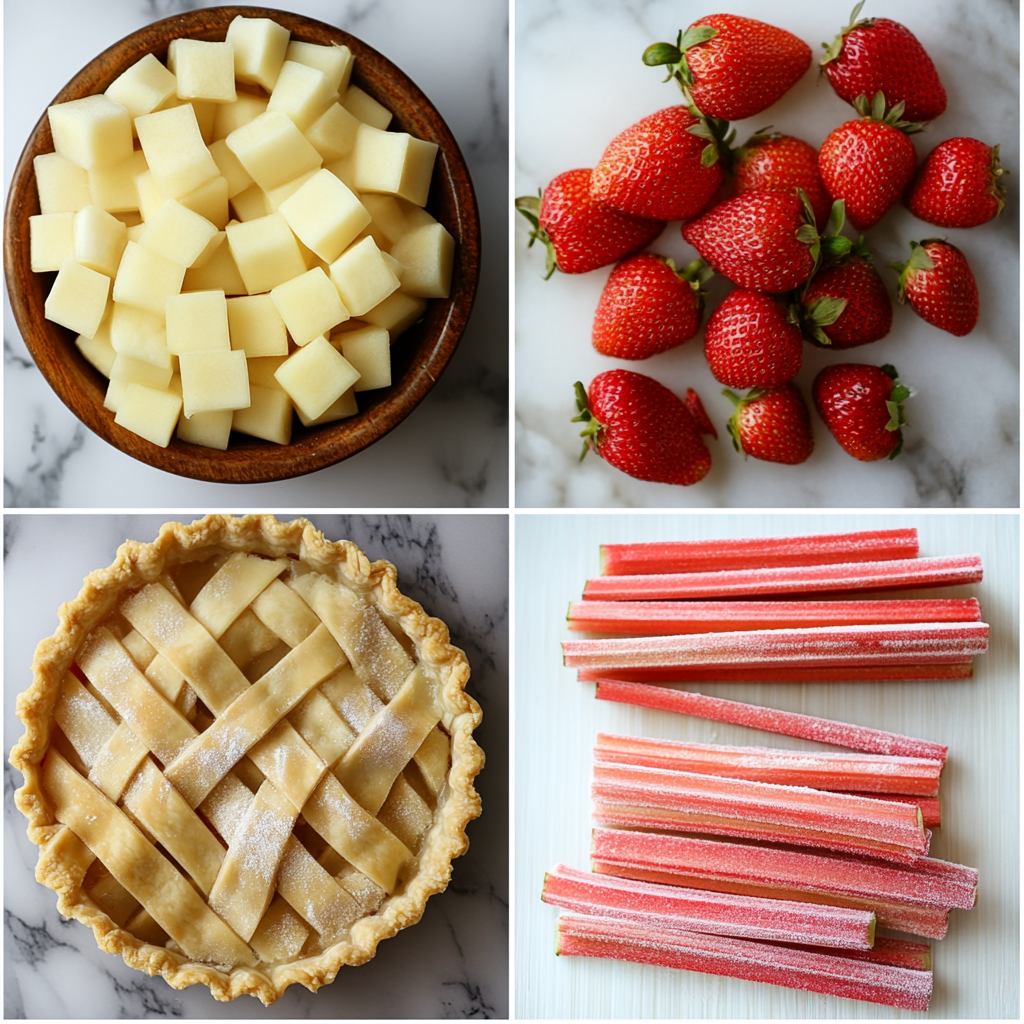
[[4, 4, 481, 485]]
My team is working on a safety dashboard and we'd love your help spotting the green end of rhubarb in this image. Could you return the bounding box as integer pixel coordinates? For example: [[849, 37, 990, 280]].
[[599, 544, 608, 574]]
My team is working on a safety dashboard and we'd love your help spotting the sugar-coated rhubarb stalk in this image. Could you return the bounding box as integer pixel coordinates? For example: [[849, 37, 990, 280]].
[[849, 794, 941, 828], [592, 679, 950, 763], [581, 663, 974, 684], [595, 733, 943, 796], [555, 912, 932, 1010], [592, 762, 929, 864], [542, 864, 876, 949], [583, 554, 983, 600], [563, 622, 989, 671], [568, 598, 982, 635], [600, 529, 920, 576]]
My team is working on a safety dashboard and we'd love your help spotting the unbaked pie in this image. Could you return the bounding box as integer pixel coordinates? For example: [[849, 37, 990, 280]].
[[11, 515, 483, 1003]]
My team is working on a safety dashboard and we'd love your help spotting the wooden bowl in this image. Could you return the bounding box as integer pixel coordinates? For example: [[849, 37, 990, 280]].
[[4, 6, 480, 484]]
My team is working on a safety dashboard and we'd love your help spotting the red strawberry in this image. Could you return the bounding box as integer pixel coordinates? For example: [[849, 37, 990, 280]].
[[682, 190, 849, 293], [821, 3, 946, 123], [703, 290, 803, 389], [818, 93, 922, 231], [889, 239, 979, 337], [813, 362, 909, 461], [573, 372, 711, 485], [592, 256, 712, 359], [591, 106, 727, 222], [686, 388, 718, 439], [643, 16, 811, 121], [905, 138, 1008, 229], [515, 169, 665, 278], [800, 246, 892, 349], [731, 132, 832, 228], [724, 383, 814, 464]]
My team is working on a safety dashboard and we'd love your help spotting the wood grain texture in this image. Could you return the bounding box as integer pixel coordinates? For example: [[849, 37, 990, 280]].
[[4, 6, 480, 484], [515, 514, 1018, 1019]]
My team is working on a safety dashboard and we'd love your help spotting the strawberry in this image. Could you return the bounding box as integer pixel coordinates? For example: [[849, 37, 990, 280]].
[[703, 289, 803, 389], [813, 362, 909, 461], [515, 169, 665, 278], [723, 383, 814, 464], [643, 15, 811, 121], [821, 2, 946, 123], [905, 138, 1008, 229], [686, 388, 718, 439], [592, 255, 713, 359], [818, 93, 923, 231], [889, 239, 979, 337], [800, 243, 892, 349], [573, 372, 711, 485], [682, 190, 850, 293], [731, 131, 832, 228], [591, 106, 728, 222]]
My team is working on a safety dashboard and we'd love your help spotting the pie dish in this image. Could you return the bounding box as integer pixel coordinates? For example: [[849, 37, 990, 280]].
[[10, 514, 483, 1003]]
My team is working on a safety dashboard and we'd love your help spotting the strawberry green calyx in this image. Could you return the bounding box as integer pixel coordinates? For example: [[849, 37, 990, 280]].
[[853, 92, 926, 135], [796, 191, 852, 277], [643, 26, 719, 94], [668, 256, 715, 308], [820, 1, 871, 67], [879, 364, 910, 458], [684, 104, 735, 168], [722, 387, 765, 455], [515, 192, 558, 279], [800, 295, 848, 346], [888, 240, 937, 303], [572, 381, 605, 460], [989, 144, 1008, 214]]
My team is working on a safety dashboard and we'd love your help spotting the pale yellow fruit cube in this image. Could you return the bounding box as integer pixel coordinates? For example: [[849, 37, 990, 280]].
[[115, 382, 183, 447], [104, 378, 130, 413], [391, 222, 454, 298], [45, 259, 111, 338], [226, 15, 291, 91], [274, 335, 360, 420], [30, 212, 74, 272], [359, 193, 409, 245], [177, 408, 233, 449], [168, 39, 236, 104], [112, 240, 185, 314], [343, 86, 391, 130], [329, 235, 400, 316], [138, 199, 218, 267], [230, 183, 271, 222], [134, 170, 166, 222], [228, 294, 287, 357], [304, 102, 361, 163], [270, 267, 348, 346], [136, 103, 220, 198], [286, 41, 353, 94], [264, 169, 319, 212], [339, 325, 391, 391], [295, 386, 358, 426], [248, 354, 289, 389], [191, 229, 224, 268], [191, 99, 218, 143], [278, 168, 370, 264], [35, 153, 92, 214], [76, 310, 116, 377], [182, 234, 247, 294], [325, 154, 356, 190], [178, 174, 230, 229], [353, 125, 438, 207], [88, 149, 147, 212], [49, 95, 133, 170], [268, 61, 335, 132], [209, 138, 253, 198], [179, 348, 250, 416], [226, 212, 306, 294], [225, 111, 322, 192], [166, 290, 230, 354], [110, 303, 171, 367], [72, 205, 128, 278], [126, 222, 146, 243], [212, 91, 269, 140], [232, 385, 293, 444], [109, 352, 173, 388], [105, 54, 178, 125], [362, 290, 428, 336]]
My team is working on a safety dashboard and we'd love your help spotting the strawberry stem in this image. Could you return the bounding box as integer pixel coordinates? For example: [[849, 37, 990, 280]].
[[572, 381, 605, 460], [643, 25, 718, 95], [888, 241, 937, 302], [515, 191, 559, 279]]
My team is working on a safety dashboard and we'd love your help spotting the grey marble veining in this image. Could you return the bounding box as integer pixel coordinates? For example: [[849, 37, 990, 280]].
[[4, 0, 508, 508], [515, 0, 1018, 508], [4, 514, 508, 1017]]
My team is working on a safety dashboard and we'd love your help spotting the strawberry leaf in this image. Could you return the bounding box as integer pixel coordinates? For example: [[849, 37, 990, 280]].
[[825, 199, 846, 238], [572, 381, 604, 460], [515, 192, 559, 279], [806, 295, 848, 327]]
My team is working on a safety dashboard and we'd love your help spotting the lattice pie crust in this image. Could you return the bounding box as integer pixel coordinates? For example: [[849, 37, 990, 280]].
[[11, 515, 483, 1003]]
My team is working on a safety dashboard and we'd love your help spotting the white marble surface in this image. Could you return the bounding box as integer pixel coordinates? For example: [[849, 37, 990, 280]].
[[515, 0, 1019, 508], [4, 0, 508, 508], [515, 513, 1018, 1018], [4, 514, 508, 1017]]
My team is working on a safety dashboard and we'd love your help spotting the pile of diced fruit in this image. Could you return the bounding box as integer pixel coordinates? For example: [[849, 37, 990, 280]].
[[29, 14, 455, 449]]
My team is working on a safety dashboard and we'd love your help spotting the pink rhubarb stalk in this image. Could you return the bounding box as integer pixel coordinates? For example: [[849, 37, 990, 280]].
[[580, 663, 974, 684]]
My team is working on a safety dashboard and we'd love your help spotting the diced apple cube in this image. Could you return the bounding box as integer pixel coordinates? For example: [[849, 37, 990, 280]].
[[209, 138, 253, 198], [338, 325, 391, 391], [166, 290, 229, 353], [136, 103, 220, 198], [191, 99, 218, 143], [182, 234, 247, 294], [227, 294, 287, 357], [48, 95, 133, 170], [35, 153, 92, 214], [362, 290, 428, 336], [230, 184, 271, 222], [274, 335, 360, 420], [176, 174, 229, 229], [138, 198, 218, 267], [391, 222, 455, 298], [325, 154, 356, 190], [329, 235, 400, 316], [226, 15, 290, 91], [248, 354, 289, 389], [179, 348, 250, 416], [104, 378, 130, 412], [353, 124, 438, 207], [225, 111, 322, 191], [304, 102, 361, 163], [359, 193, 409, 245], [270, 267, 348, 346], [191, 229, 223, 267], [109, 352, 173, 388], [45, 259, 111, 338], [134, 170, 165, 222], [177, 408, 233, 449], [264, 169, 319, 212], [168, 39, 236, 104], [112, 240, 185, 314], [110, 303, 170, 367], [88, 149, 148, 212], [278, 168, 370, 264], [105, 53, 179, 124], [115, 382, 182, 446], [76, 310, 116, 376], [342, 86, 392, 130], [286, 41, 353, 94], [225, 212, 306, 294], [213, 91, 269, 141], [295, 386, 358, 426], [268, 61, 336, 132], [71, 205, 129, 278], [232, 384, 293, 444], [30, 213, 74, 272]]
